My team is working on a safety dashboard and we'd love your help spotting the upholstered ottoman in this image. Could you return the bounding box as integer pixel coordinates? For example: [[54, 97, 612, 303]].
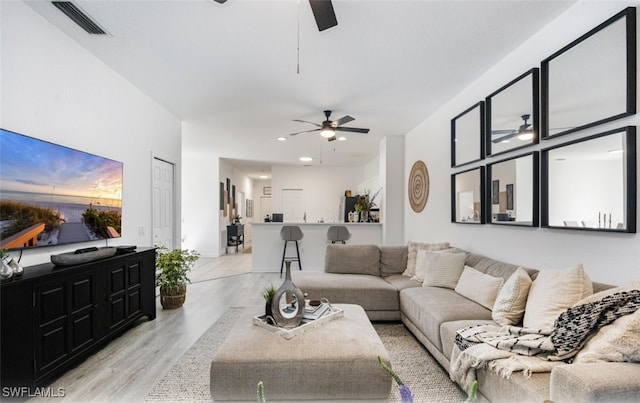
[[210, 304, 392, 401]]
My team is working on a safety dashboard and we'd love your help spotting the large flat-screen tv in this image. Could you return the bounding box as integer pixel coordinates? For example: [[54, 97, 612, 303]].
[[0, 128, 123, 250]]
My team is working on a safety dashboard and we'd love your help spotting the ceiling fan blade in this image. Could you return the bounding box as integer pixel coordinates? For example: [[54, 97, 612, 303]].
[[293, 119, 321, 127], [213, 0, 228, 3], [290, 128, 320, 136], [492, 133, 517, 143], [335, 127, 369, 133], [333, 115, 354, 126], [491, 129, 516, 135], [309, 0, 338, 32]]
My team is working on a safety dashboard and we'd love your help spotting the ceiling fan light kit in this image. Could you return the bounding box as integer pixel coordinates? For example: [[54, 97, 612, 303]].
[[320, 127, 335, 138]]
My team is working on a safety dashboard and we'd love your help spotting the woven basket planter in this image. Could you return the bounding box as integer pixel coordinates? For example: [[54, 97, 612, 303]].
[[160, 284, 187, 309]]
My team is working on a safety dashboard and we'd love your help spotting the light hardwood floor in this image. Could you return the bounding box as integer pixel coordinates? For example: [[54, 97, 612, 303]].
[[31, 253, 282, 403]]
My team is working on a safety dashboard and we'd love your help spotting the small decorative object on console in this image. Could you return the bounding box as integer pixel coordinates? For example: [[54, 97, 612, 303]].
[[116, 245, 137, 254]]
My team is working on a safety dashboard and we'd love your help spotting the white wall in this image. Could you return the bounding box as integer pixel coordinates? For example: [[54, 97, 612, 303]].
[[380, 136, 405, 245], [271, 165, 362, 223], [1, 2, 182, 266], [181, 151, 218, 255], [404, 1, 640, 285]]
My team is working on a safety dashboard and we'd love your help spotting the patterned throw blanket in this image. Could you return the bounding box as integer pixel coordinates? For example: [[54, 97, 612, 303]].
[[449, 290, 640, 391]]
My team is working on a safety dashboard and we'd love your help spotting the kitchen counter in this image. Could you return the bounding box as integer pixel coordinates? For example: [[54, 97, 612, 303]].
[[252, 222, 382, 272]]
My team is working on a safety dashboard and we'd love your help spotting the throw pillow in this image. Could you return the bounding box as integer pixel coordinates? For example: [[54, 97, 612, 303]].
[[403, 241, 450, 277], [522, 264, 593, 330], [412, 248, 458, 282], [492, 267, 532, 326], [422, 251, 467, 289], [454, 266, 504, 310], [412, 249, 429, 283], [573, 308, 640, 363]]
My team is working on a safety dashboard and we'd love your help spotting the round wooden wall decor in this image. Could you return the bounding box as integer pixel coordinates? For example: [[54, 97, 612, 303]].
[[408, 160, 429, 213]]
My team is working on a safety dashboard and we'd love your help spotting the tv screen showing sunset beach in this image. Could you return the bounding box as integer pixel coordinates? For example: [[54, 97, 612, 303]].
[[0, 129, 123, 250]]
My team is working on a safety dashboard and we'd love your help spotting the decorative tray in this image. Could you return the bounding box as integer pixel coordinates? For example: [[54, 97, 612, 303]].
[[253, 304, 344, 340]]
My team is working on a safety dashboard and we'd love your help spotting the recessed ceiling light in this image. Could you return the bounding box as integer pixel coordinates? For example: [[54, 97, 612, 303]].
[[337, 136, 347, 141], [277, 136, 287, 141], [299, 157, 312, 162], [608, 149, 623, 154], [258, 175, 269, 179]]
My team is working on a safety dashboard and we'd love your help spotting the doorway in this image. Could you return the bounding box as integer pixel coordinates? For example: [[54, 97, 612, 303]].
[[152, 157, 175, 249]]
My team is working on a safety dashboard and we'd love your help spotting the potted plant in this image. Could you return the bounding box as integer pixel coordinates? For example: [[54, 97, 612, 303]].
[[355, 187, 382, 222], [262, 283, 276, 323], [156, 246, 200, 309]]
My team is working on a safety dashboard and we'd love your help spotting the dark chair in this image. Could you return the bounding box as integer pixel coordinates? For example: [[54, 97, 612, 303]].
[[327, 225, 351, 244], [280, 225, 303, 275]]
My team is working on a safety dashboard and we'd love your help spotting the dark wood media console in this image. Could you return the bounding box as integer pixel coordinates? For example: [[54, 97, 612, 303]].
[[0, 247, 156, 389]]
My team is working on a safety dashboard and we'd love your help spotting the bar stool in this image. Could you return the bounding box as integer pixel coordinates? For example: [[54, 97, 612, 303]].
[[327, 225, 351, 244], [280, 225, 303, 275]]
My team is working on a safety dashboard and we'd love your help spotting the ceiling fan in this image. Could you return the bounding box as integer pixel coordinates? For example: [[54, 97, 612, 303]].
[[213, 0, 338, 32], [491, 114, 534, 143], [290, 110, 370, 142]]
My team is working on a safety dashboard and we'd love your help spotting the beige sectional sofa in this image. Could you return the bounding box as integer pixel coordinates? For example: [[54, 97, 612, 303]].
[[293, 244, 640, 403]]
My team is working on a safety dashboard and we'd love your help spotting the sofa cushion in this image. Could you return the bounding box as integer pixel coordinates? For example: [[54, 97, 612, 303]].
[[380, 246, 408, 276], [324, 244, 380, 276], [477, 367, 551, 403], [403, 241, 450, 277], [465, 253, 538, 282], [400, 286, 492, 351], [492, 267, 532, 326], [294, 272, 399, 312], [523, 263, 593, 330], [455, 266, 504, 310], [383, 274, 422, 291], [422, 251, 467, 289]]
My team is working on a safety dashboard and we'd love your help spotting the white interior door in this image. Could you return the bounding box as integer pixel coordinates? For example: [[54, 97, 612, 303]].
[[152, 157, 175, 249], [282, 189, 304, 222]]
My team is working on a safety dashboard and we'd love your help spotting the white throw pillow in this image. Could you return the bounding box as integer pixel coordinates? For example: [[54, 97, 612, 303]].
[[403, 241, 450, 277], [574, 309, 640, 363], [522, 264, 593, 330], [422, 251, 467, 289], [412, 249, 428, 283], [573, 282, 640, 363], [455, 266, 504, 310], [492, 268, 532, 326]]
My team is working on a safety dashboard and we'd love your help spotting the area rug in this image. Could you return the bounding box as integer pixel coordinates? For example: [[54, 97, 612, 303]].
[[145, 307, 466, 402]]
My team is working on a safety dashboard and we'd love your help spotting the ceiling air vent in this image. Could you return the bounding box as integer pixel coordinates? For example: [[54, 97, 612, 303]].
[[52, 1, 107, 35]]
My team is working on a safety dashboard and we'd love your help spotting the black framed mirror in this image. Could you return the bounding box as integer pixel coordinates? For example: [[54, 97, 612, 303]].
[[451, 101, 484, 167], [451, 166, 485, 224], [487, 152, 539, 227], [486, 68, 539, 156], [542, 7, 636, 139], [542, 126, 636, 232]]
